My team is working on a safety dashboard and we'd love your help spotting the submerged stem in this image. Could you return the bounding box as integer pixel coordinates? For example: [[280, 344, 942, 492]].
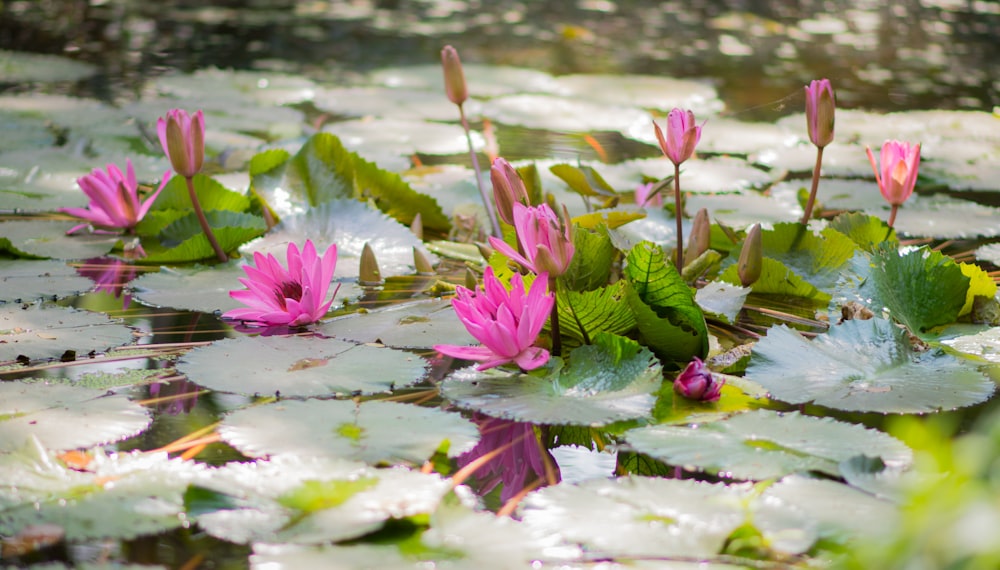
[[673, 164, 683, 270], [458, 104, 501, 238], [185, 176, 227, 262], [800, 145, 825, 224]]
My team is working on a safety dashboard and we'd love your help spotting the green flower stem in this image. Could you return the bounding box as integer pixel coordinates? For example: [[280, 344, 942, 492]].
[[800, 145, 825, 224], [185, 175, 227, 262], [549, 275, 562, 357], [673, 164, 684, 271], [458, 104, 501, 239]]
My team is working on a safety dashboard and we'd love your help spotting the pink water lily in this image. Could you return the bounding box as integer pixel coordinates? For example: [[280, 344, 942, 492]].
[[59, 160, 166, 235], [653, 108, 702, 166], [224, 240, 339, 327], [435, 267, 553, 371], [867, 139, 921, 227], [634, 182, 664, 208], [157, 109, 205, 178], [488, 203, 575, 278], [674, 357, 724, 402]]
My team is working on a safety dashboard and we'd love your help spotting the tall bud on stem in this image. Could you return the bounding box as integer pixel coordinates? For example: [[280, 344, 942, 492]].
[[800, 79, 835, 224], [441, 45, 500, 238], [653, 108, 703, 271], [738, 223, 762, 288]]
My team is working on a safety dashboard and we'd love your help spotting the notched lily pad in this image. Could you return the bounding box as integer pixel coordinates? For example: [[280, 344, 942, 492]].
[[318, 299, 469, 349], [623, 410, 912, 480], [482, 94, 650, 133], [218, 399, 478, 465], [0, 304, 134, 363], [0, 220, 119, 260], [178, 335, 427, 397], [0, 259, 94, 303]]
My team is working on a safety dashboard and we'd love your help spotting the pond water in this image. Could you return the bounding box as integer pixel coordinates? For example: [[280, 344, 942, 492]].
[[2, 1, 1000, 568]]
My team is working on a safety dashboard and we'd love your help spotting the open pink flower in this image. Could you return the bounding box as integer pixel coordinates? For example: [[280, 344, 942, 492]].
[[157, 109, 205, 178], [653, 108, 702, 166], [223, 240, 339, 327], [435, 267, 553, 371], [488, 203, 574, 278], [868, 140, 921, 207], [674, 357, 724, 402], [59, 160, 166, 235]]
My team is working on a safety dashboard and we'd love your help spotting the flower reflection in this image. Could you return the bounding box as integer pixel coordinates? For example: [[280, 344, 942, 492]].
[[76, 257, 139, 309], [456, 415, 559, 503], [148, 379, 200, 415]]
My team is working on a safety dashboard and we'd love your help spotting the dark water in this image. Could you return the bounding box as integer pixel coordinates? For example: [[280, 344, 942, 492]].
[[2, 0, 998, 115]]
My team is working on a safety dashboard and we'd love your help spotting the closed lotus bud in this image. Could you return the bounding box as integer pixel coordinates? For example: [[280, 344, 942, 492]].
[[491, 157, 530, 225], [684, 208, 710, 266], [475, 241, 495, 262], [737, 223, 762, 287], [805, 79, 835, 148], [674, 357, 723, 401], [410, 212, 423, 240], [440, 45, 468, 106], [413, 247, 435, 275], [464, 267, 479, 290], [359, 242, 382, 286]]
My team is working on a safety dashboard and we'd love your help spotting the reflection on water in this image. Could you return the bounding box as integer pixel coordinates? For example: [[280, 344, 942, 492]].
[[2, 0, 997, 114]]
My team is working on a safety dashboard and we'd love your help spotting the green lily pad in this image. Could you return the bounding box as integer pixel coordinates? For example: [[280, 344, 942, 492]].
[[0, 220, 119, 260], [0, 381, 150, 453], [518, 477, 745, 559], [695, 281, 750, 324], [440, 333, 662, 426], [943, 327, 1000, 364], [685, 193, 800, 227], [318, 299, 470, 349], [482, 94, 650, 133], [218, 399, 478, 465], [314, 87, 483, 122], [369, 63, 561, 96], [0, 49, 98, 83], [745, 319, 994, 413], [190, 455, 453, 545], [323, 118, 484, 161], [554, 73, 721, 115], [720, 257, 830, 303], [749, 222, 859, 292], [0, 259, 94, 303], [692, 118, 796, 156], [152, 68, 318, 106], [623, 410, 912, 480], [556, 282, 637, 345], [0, 440, 204, 541], [753, 140, 872, 176], [0, 304, 134, 363], [177, 335, 428, 397]]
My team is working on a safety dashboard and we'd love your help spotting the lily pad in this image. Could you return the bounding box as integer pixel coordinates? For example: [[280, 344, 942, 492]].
[[314, 87, 483, 122], [0, 440, 203, 541], [369, 63, 561, 96], [0, 381, 150, 453], [623, 410, 912, 480], [482, 94, 650, 133], [943, 327, 1000, 364], [0, 304, 134, 363], [685, 193, 800, 227], [440, 333, 662, 426], [0, 220, 119, 260], [554, 74, 721, 115], [152, 68, 318, 106], [318, 299, 470, 349], [0, 259, 94, 303], [177, 335, 428, 397], [323, 118, 484, 160], [745, 319, 994, 413], [695, 281, 750, 324], [0, 49, 98, 83], [218, 399, 478, 465], [190, 455, 453, 545], [519, 477, 745, 559]]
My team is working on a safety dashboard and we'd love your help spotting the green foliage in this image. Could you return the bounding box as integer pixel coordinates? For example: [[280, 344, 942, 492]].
[[549, 163, 617, 202], [278, 478, 379, 512], [557, 281, 636, 345], [756, 222, 858, 291], [139, 211, 267, 263], [720, 257, 831, 303], [287, 132, 450, 232], [139, 174, 251, 236], [828, 212, 898, 252], [561, 224, 614, 292], [624, 241, 709, 364]]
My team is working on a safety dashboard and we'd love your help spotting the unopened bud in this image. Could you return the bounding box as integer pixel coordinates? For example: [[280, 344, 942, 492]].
[[491, 157, 529, 225], [737, 223, 762, 287], [413, 247, 435, 275], [475, 241, 495, 262], [464, 267, 478, 290], [684, 208, 710, 267], [359, 242, 382, 286], [440, 45, 468, 106], [410, 213, 423, 240]]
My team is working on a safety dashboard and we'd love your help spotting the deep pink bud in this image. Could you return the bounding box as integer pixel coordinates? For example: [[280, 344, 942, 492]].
[[867, 140, 921, 207], [491, 157, 530, 225], [653, 108, 702, 166], [157, 109, 205, 178], [440, 45, 468, 106], [488, 203, 575, 278], [434, 267, 553, 371], [674, 357, 723, 402], [805, 79, 835, 148]]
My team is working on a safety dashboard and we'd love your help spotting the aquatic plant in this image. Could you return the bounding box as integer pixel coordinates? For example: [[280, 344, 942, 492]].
[[868, 139, 922, 227], [673, 356, 724, 401], [653, 108, 703, 270], [800, 78, 835, 223], [59, 160, 166, 237]]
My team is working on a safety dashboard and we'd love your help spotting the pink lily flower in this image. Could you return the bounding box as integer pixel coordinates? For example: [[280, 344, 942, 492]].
[[157, 108, 205, 178], [867, 140, 921, 227], [674, 357, 724, 402], [59, 160, 167, 235], [653, 108, 703, 166], [805, 78, 835, 149], [634, 182, 664, 208], [456, 414, 558, 502], [435, 267, 553, 371], [223, 240, 339, 327], [491, 157, 530, 226], [488, 203, 575, 278]]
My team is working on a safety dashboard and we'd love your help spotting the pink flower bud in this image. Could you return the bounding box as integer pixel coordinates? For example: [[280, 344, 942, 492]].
[[653, 108, 703, 166], [674, 357, 723, 401], [867, 140, 921, 207], [440, 45, 468, 106], [157, 109, 205, 178], [805, 79, 835, 148], [491, 157, 530, 225]]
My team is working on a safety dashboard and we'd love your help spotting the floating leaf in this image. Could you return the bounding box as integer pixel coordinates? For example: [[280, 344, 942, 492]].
[[153, 68, 317, 106], [554, 73, 721, 115], [623, 410, 911, 480], [695, 281, 750, 324], [519, 477, 745, 559], [557, 282, 637, 345], [0, 305, 134, 362], [719, 257, 830, 303], [0, 259, 94, 303], [191, 455, 453, 545], [747, 222, 859, 292], [745, 319, 994, 413], [440, 333, 662, 426], [0, 220, 118, 260], [0, 381, 150, 453], [314, 87, 481, 122], [0, 440, 203, 541], [686, 192, 800, 227], [482, 94, 650, 133], [218, 399, 478, 465], [370, 63, 561, 96], [0, 50, 97, 83], [624, 241, 709, 362], [858, 246, 969, 333], [138, 214, 267, 264], [828, 212, 897, 253], [318, 299, 469, 349], [959, 262, 996, 317], [178, 335, 427, 397], [943, 327, 1000, 364]]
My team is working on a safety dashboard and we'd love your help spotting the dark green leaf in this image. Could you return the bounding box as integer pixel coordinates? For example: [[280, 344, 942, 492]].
[[557, 281, 636, 345], [561, 225, 615, 292], [828, 212, 898, 253]]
